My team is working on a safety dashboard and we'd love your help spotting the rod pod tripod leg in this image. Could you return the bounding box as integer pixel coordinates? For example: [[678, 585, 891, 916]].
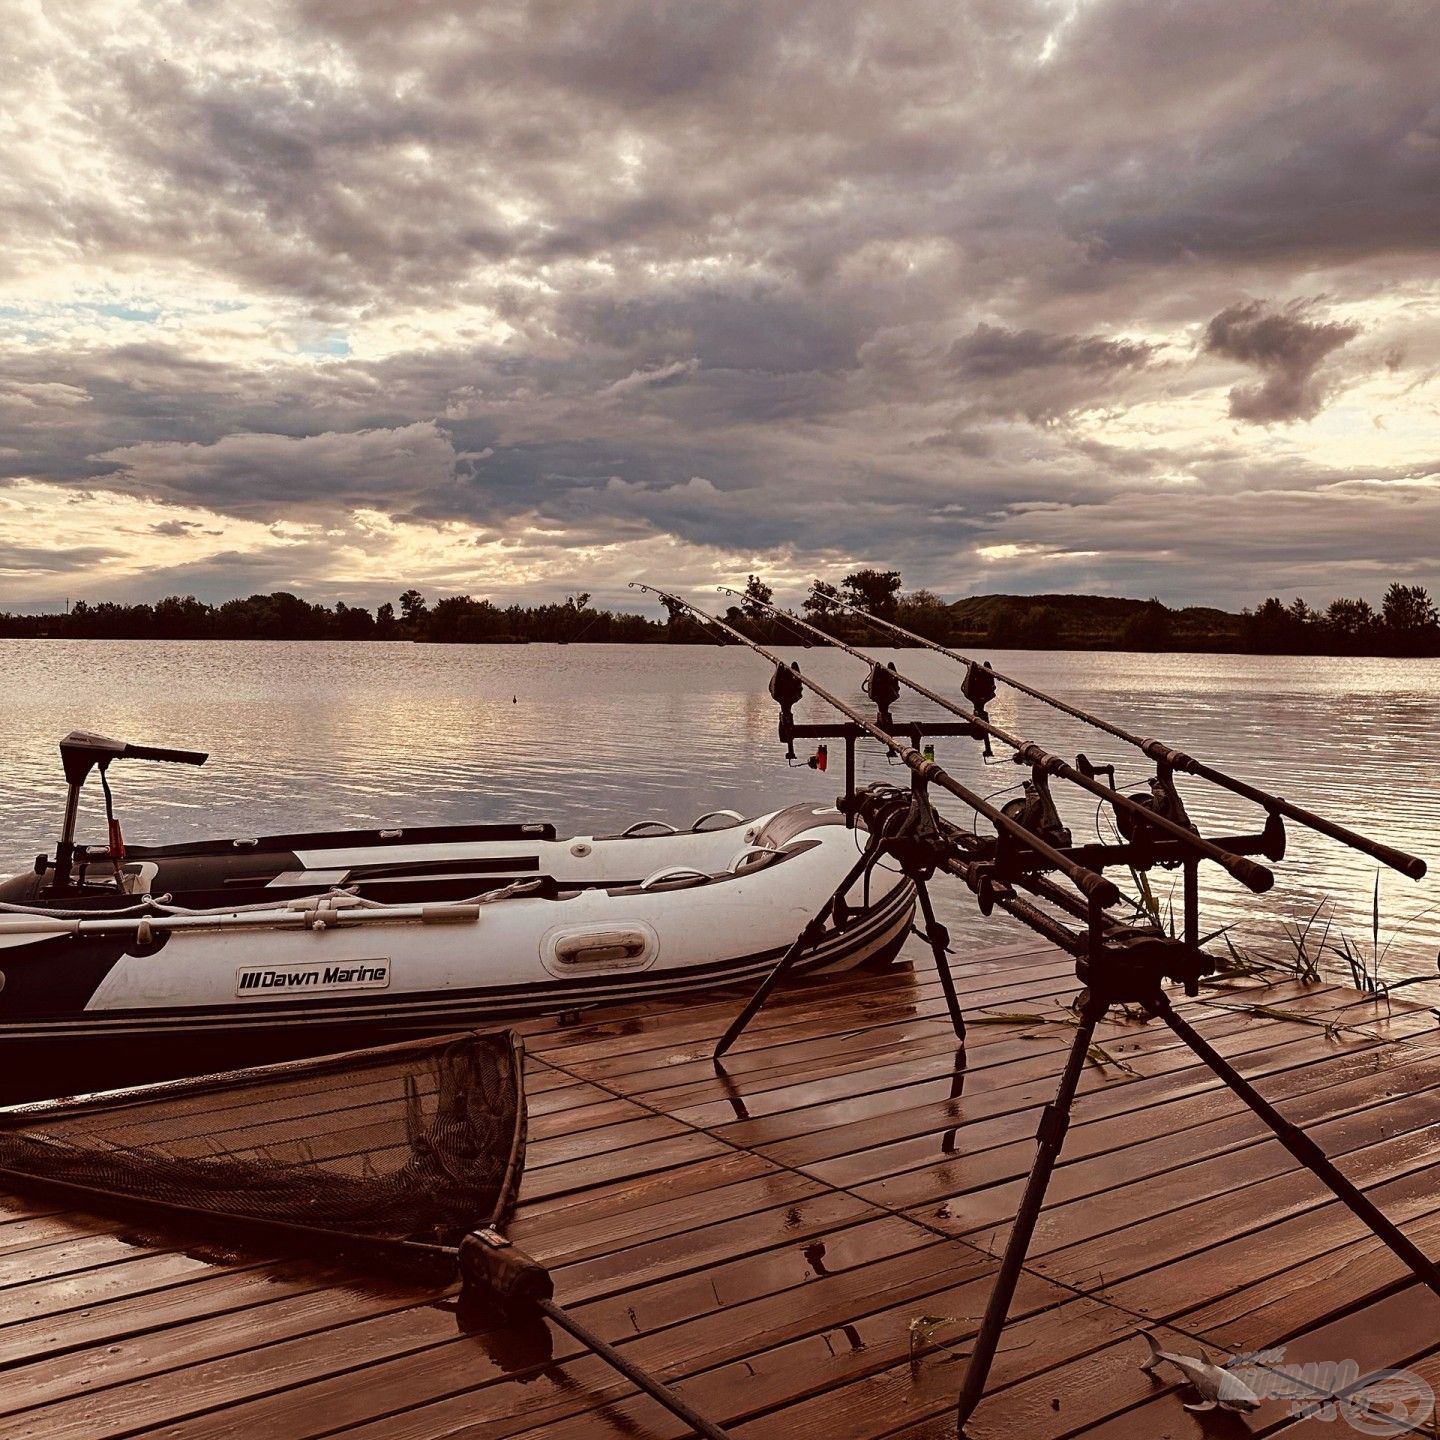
[[1149, 993, 1440, 1297], [954, 987, 1440, 1431], [714, 839, 881, 1059], [954, 993, 1104, 1429], [913, 874, 967, 1043]]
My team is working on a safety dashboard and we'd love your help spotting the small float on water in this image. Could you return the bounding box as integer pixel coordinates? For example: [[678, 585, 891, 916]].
[[0, 732, 915, 1099]]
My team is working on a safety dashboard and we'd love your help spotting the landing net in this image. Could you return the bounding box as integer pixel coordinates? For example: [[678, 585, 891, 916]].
[[0, 1030, 526, 1247]]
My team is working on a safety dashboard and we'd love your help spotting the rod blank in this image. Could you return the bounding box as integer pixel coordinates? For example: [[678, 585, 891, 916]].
[[812, 588, 1427, 881], [719, 587, 1273, 895], [631, 584, 1120, 908]]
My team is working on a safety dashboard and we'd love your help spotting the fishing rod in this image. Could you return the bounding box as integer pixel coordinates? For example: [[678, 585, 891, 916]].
[[717, 587, 1274, 895], [631, 583, 1119, 908], [811, 586, 1427, 881]]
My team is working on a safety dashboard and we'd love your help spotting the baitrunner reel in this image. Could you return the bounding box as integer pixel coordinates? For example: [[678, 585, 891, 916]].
[[1077, 749, 1194, 835], [999, 767, 1071, 851]]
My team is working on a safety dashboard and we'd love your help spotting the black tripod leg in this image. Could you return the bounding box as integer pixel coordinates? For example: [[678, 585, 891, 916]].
[[955, 996, 1104, 1429], [1152, 994, 1440, 1298], [914, 876, 966, 1043], [714, 843, 878, 1059]]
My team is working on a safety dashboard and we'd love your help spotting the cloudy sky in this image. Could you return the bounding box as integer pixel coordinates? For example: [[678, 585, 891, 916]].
[[3, 0, 1437, 613]]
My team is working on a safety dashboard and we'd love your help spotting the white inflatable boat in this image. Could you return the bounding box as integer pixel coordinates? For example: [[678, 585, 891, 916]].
[[0, 733, 915, 1098]]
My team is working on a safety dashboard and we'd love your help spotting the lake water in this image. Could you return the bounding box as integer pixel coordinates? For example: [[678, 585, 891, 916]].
[[1, 639, 1435, 990]]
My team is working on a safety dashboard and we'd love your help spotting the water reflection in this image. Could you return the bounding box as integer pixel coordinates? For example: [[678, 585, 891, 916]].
[[0, 639, 1434, 983]]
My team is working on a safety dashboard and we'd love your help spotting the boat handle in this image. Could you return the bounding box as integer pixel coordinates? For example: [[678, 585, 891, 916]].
[[638, 866, 712, 890], [729, 846, 777, 873], [621, 821, 679, 837], [691, 809, 745, 831]]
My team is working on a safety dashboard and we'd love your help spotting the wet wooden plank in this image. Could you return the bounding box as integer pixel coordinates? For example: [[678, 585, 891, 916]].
[[0, 945, 1435, 1440]]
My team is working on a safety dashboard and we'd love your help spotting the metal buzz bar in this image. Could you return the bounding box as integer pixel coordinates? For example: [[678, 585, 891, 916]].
[[812, 586, 1427, 881], [631, 584, 1120, 910], [716, 586, 1275, 895]]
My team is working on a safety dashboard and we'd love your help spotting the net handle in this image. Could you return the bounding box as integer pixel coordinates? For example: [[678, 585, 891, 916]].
[[489, 1032, 529, 1231], [0, 1029, 500, 1127]]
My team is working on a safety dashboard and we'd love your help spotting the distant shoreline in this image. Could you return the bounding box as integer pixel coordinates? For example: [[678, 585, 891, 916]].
[[3, 583, 1436, 658], [2, 634, 1435, 660]]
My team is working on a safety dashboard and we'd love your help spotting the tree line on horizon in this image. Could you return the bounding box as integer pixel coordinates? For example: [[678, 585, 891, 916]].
[[0, 570, 1435, 656]]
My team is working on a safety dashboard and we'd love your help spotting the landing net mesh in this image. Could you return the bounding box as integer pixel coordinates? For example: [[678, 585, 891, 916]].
[[0, 1030, 525, 1246]]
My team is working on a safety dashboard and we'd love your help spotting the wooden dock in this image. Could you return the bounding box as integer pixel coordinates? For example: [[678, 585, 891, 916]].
[[3, 939, 1440, 1439]]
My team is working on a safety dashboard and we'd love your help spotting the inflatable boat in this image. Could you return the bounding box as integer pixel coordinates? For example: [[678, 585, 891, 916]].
[[0, 732, 915, 1099]]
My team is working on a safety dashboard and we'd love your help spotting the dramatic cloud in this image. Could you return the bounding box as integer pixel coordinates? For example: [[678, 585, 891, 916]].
[[97, 422, 460, 518], [1204, 300, 1362, 423], [0, 0, 1436, 610]]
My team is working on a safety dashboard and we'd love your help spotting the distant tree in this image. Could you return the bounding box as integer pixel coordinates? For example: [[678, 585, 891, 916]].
[[375, 601, 397, 639], [1122, 597, 1174, 651], [565, 592, 592, 611], [1009, 604, 1060, 648], [398, 589, 427, 625], [741, 574, 773, 620], [153, 594, 212, 640], [1245, 596, 1295, 651], [803, 580, 841, 618], [1380, 583, 1440, 656], [840, 569, 902, 617], [1381, 583, 1438, 634], [333, 601, 376, 640], [1324, 597, 1375, 641], [659, 595, 687, 626], [895, 588, 949, 639]]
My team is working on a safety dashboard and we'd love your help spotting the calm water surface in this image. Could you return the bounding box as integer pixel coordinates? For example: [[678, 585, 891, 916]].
[[0, 640, 1435, 987]]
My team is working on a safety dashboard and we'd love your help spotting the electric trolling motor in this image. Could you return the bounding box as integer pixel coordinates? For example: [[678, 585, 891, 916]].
[[45, 732, 208, 896]]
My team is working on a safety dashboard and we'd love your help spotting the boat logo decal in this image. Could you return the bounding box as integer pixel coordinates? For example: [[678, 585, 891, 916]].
[[235, 958, 391, 996]]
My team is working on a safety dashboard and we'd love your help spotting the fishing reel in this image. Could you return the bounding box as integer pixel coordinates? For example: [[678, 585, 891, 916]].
[[1117, 765, 1195, 841], [976, 765, 1073, 889], [1000, 767, 1072, 849], [1077, 926, 1216, 1002], [1078, 750, 1199, 863]]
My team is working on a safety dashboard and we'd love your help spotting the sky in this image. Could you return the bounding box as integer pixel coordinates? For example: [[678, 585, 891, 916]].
[[2, 0, 1437, 614]]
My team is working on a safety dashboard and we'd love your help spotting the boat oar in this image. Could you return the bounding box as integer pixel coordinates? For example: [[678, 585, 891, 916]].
[[814, 587, 1427, 881], [458, 1228, 734, 1439]]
